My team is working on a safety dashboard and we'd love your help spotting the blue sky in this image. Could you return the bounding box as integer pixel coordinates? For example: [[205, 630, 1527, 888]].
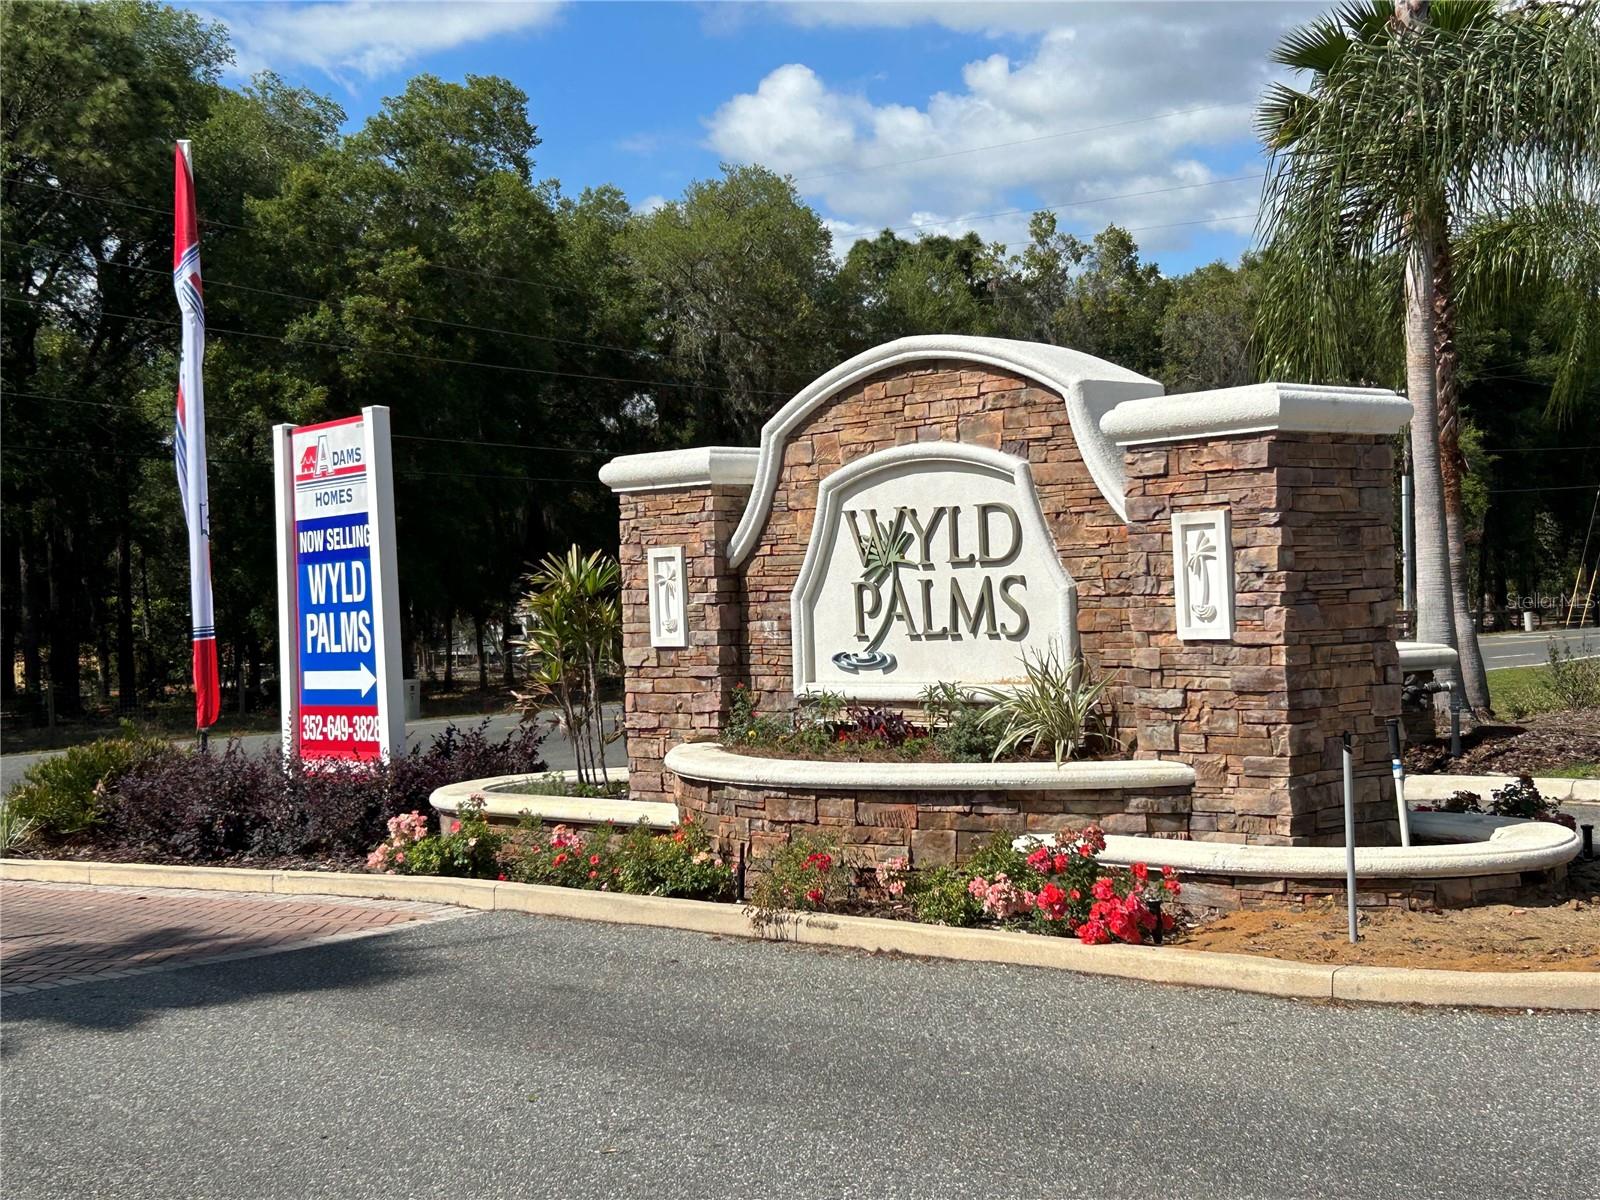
[[190, 1, 1312, 275]]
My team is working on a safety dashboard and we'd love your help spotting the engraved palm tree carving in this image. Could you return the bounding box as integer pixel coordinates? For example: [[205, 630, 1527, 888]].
[[1186, 528, 1218, 623], [832, 510, 912, 673]]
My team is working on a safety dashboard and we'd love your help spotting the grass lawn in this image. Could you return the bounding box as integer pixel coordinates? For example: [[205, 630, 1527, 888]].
[[1488, 663, 1555, 717]]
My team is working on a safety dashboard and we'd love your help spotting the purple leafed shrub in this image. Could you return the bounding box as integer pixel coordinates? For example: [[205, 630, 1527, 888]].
[[111, 721, 546, 863]]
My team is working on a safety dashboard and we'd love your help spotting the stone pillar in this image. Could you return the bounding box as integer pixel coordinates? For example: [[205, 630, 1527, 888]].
[[600, 448, 758, 806], [1103, 384, 1413, 846]]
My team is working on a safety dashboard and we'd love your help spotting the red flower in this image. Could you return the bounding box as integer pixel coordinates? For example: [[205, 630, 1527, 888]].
[[1035, 883, 1069, 921], [588, 870, 598, 879], [1076, 919, 1111, 945], [1091, 877, 1116, 901], [804, 852, 833, 872], [1163, 878, 1182, 894], [589, 854, 601, 866], [1161, 864, 1177, 880], [497, 873, 507, 882], [805, 888, 824, 905], [1078, 843, 1093, 858], [735, 682, 746, 690], [1052, 854, 1071, 874], [1026, 847, 1051, 871], [553, 852, 567, 866], [1131, 862, 1149, 882], [1069, 888, 1081, 901]]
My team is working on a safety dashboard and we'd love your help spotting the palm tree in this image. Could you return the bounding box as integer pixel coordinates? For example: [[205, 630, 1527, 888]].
[[1254, 0, 1599, 714]]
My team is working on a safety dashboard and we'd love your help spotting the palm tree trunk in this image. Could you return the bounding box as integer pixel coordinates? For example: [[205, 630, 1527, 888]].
[[1404, 223, 1460, 697], [1432, 239, 1492, 713]]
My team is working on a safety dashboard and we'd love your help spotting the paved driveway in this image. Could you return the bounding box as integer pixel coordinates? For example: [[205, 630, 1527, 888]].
[[2, 893, 1596, 1200], [0, 882, 464, 996]]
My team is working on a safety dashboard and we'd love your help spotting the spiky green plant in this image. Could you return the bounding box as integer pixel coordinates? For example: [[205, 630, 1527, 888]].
[[514, 546, 622, 788], [974, 646, 1116, 765]]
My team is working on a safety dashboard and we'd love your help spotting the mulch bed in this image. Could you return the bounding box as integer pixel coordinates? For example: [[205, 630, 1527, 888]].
[[1404, 708, 1600, 777]]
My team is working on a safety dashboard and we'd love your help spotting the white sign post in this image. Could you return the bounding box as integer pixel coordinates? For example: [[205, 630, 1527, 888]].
[[273, 406, 404, 762]]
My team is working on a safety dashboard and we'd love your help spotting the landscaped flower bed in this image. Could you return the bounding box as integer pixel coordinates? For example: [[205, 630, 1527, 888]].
[[2, 722, 550, 867], [368, 797, 736, 900], [363, 803, 1183, 947], [722, 648, 1121, 765]]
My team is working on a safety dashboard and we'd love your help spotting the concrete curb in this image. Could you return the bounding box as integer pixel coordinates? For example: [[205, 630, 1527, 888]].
[[3, 858, 1595, 1011], [1405, 774, 1600, 804]]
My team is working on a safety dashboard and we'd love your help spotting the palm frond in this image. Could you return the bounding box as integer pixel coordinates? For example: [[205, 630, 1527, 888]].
[[1272, 15, 1352, 73]]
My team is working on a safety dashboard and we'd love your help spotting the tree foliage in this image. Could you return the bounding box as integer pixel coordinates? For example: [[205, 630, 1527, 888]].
[[3, 0, 1595, 725]]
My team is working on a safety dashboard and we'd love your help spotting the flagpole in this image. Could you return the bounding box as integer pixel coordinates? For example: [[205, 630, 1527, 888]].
[[174, 138, 220, 744]]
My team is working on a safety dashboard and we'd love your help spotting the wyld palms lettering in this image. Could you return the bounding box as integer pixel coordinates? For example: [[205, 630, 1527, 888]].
[[843, 502, 1030, 644]]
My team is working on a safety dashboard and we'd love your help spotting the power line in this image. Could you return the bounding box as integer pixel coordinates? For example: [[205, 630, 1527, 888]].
[[1, 294, 782, 397], [1, 389, 615, 458], [791, 104, 1243, 183], [0, 237, 676, 363], [1, 175, 603, 300], [0, 442, 597, 485]]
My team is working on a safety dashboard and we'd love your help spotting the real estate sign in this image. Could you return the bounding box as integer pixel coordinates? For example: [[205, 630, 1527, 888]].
[[273, 408, 404, 761]]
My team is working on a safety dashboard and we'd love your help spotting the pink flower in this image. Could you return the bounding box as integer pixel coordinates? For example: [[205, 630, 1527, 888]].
[[1091, 877, 1116, 902]]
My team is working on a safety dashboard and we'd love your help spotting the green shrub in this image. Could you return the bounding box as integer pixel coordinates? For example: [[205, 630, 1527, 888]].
[[6, 729, 170, 839], [746, 833, 850, 929], [368, 800, 504, 878], [1545, 639, 1600, 711], [910, 866, 983, 927], [501, 818, 733, 899]]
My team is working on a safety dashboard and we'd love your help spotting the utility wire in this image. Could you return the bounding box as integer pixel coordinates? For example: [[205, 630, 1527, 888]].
[[0, 441, 597, 485], [1, 294, 783, 397], [0, 238, 679, 363], [0, 389, 615, 457]]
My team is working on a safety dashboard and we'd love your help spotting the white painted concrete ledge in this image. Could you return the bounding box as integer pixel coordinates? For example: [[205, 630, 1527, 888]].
[[1101, 382, 1412, 445], [664, 741, 1196, 792], [1022, 810, 1581, 879], [1397, 640, 1459, 672], [598, 446, 759, 493], [430, 770, 678, 829], [1405, 773, 1600, 805]]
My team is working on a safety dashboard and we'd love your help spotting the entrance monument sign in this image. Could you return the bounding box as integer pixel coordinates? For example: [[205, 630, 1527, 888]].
[[792, 442, 1077, 698]]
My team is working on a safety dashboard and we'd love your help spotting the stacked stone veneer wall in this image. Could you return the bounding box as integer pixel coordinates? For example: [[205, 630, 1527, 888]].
[[677, 780, 1192, 884], [740, 361, 1134, 712], [617, 484, 748, 806], [1115, 432, 1401, 846]]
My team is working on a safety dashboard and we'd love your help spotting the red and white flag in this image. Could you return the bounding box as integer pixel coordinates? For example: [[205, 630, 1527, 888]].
[[173, 140, 219, 729]]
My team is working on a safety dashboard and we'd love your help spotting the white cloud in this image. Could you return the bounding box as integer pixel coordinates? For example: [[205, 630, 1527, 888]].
[[206, 1, 566, 82], [706, 2, 1304, 258]]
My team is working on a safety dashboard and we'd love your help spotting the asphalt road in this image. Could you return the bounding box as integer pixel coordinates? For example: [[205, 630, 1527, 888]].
[[2, 911, 1596, 1200], [1479, 625, 1599, 670], [0, 706, 616, 793]]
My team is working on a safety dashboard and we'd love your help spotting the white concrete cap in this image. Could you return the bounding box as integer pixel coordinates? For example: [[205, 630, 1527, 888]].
[[1396, 640, 1459, 672], [665, 741, 1196, 792], [1100, 382, 1412, 446], [430, 770, 677, 829], [727, 335, 1163, 564], [1021, 810, 1580, 879], [599, 446, 760, 494]]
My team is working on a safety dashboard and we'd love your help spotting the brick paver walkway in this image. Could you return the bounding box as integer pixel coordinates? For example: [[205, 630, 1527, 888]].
[[0, 881, 468, 997]]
